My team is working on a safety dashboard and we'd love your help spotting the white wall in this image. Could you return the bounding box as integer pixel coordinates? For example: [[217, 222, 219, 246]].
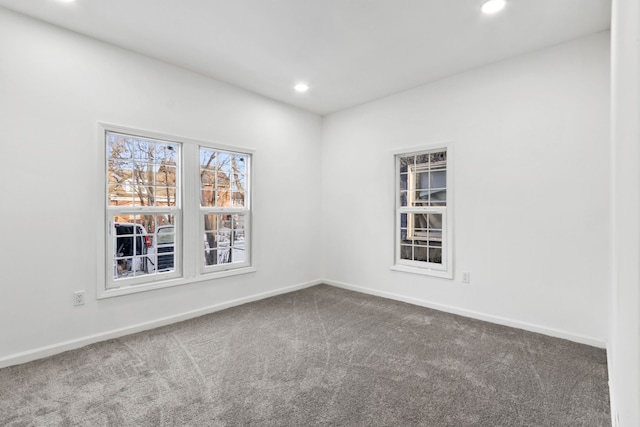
[[0, 8, 322, 364], [321, 32, 611, 346], [609, 0, 640, 424], [0, 4, 616, 378]]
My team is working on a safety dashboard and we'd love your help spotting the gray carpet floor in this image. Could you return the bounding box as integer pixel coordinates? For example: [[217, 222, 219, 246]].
[[0, 284, 610, 426]]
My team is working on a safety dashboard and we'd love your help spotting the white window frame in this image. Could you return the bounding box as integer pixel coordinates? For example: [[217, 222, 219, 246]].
[[97, 123, 255, 299], [391, 143, 453, 279], [199, 147, 251, 274]]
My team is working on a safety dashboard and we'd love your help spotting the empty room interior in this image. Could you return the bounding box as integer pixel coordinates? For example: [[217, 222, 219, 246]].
[[0, 0, 638, 426]]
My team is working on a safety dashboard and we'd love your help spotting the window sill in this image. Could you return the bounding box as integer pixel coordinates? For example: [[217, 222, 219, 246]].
[[98, 266, 257, 299], [390, 264, 453, 279]]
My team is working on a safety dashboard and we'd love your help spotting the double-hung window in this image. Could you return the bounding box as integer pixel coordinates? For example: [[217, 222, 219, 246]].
[[101, 124, 253, 297], [199, 148, 250, 272], [393, 145, 453, 278], [106, 131, 181, 288]]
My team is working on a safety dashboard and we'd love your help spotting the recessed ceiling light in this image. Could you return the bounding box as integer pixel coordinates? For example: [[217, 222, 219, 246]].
[[481, 0, 506, 14], [294, 83, 309, 93]]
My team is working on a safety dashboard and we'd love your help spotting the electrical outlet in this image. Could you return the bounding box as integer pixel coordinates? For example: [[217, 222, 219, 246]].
[[462, 272, 471, 283], [73, 291, 85, 306]]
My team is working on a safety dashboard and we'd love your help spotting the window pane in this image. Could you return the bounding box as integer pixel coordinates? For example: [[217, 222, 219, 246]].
[[400, 245, 412, 260], [431, 169, 446, 189], [107, 132, 179, 208], [113, 215, 151, 280], [398, 202, 445, 266], [107, 134, 133, 159], [132, 162, 153, 206], [400, 173, 408, 191], [108, 161, 134, 206], [203, 213, 247, 267], [400, 213, 407, 229], [156, 166, 176, 185], [216, 153, 232, 207], [431, 151, 446, 164], [406, 149, 447, 207], [396, 148, 449, 271], [200, 148, 247, 208], [155, 187, 177, 207], [431, 189, 446, 205], [133, 139, 152, 160], [200, 186, 215, 207], [427, 230, 442, 246], [429, 248, 442, 264], [400, 228, 408, 242], [416, 153, 429, 166], [230, 154, 247, 208], [400, 156, 413, 173], [112, 214, 177, 280], [216, 186, 231, 208], [428, 213, 442, 230], [413, 246, 429, 262], [152, 217, 176, 273], [156, 144, 178, 165], [406, 213, 429, 239]]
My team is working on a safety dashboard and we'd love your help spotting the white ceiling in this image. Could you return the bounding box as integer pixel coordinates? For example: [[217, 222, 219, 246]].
[[0, 0, 611, 115]]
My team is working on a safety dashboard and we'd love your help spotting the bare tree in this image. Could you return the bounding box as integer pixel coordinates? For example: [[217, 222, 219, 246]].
[[201, 152, 219, 265], [107, 137, 177, 233]]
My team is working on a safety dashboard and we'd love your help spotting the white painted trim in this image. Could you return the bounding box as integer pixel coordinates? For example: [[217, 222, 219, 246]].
[[390, 140, 454, 157], [393, 142, 454, 279], [607, 342, 619, 427], [0, 279, 322, 369], [390, 264, 453, 279], [2, 278, 606, 369], [98, 122, 257, 156], [97, 122, 257, 298], [98, 266, 257, 299], [323, 279, 607, 348]]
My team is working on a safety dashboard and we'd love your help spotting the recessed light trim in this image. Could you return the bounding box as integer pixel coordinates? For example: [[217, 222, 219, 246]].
[[481, 0, 506, 14], [294, 83, 309, 93]]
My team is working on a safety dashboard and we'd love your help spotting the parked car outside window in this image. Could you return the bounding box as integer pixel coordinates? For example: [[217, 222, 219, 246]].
[[155, 225, 175, 271], [114, 222, 151, 277]]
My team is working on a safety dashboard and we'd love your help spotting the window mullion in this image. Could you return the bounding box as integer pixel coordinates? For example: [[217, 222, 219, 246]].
[[100, 123, 254, 298], [180, 143, 197, 279]]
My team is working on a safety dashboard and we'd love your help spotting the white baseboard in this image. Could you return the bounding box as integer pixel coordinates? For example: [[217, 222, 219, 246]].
[[2, 278, 606, 370], [323, 279, 607, 348], [607, 343, 619, 427], [0, 279, 322, 369]]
